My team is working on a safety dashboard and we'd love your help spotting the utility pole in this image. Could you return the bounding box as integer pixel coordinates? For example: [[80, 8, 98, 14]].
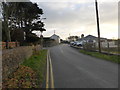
[[95, 0, 101, 53]]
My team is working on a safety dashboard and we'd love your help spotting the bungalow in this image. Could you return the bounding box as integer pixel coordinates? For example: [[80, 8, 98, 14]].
[[77, 35, 119, 48], [77, 35, 107, 48]]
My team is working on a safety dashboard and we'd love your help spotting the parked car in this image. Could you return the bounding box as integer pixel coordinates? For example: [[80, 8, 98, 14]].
[[70, 42, 75, 46], [76, 42, 82, 47], [70, 41, 83, 47], [72, 41, 77, 46]]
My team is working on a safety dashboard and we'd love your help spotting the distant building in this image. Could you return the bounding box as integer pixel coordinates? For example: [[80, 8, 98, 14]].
[[43, 37, 55, 47], [77, 35, 119, 48], [77, 35, 107, 47], [50, 34, 60, 44]]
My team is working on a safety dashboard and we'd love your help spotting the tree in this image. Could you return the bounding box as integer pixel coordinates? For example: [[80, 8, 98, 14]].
[[81, 34, 84, 38], [26, 33, 39, 43], [2, 2, 46, 45], [68, 36, 79, 41], [32, 21, 46, 36], [31, 20, 46, 46], [75, 36, 79, 41], [2, 2, 11, 42]]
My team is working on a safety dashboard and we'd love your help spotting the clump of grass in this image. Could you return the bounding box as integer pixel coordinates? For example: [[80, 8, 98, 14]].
[[80, 49, 120, 63], [22, 49, 47, 88]]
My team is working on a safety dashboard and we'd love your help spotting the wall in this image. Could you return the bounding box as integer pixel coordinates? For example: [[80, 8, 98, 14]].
[[0, 42, 20, 49], [2, 45, 41, 80]]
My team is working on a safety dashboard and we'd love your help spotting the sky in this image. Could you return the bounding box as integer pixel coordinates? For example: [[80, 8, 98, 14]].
[[23, 0, 119, 39]]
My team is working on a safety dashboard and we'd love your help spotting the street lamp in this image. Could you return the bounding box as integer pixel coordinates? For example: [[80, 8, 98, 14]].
[[95, 0, 101, 53]]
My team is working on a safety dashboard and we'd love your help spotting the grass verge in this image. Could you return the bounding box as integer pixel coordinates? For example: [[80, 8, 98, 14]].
[[22, 49, 47, 88], [3, 49, 47, 88], [80, 49, 120, 63]]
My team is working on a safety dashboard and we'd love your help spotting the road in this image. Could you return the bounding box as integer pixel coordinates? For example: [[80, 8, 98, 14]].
[[49, 44, 118, 88]]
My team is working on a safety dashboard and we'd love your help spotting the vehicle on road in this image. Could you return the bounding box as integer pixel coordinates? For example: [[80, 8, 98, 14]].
[[70, 41, 82, 47], [70, 41, 75, 46], [76, 42, 82, 47]]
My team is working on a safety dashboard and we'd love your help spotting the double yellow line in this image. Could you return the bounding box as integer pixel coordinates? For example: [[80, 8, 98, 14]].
[[46, 50, 55, 88]]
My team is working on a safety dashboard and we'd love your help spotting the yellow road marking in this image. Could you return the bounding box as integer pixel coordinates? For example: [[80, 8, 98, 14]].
[[46, 51, 49, 88], [49, 51, 55, 88], [46, 50, 55, 88]]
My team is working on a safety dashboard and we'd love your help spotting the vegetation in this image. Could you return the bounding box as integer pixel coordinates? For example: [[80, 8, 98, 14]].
[[3, 65, 37, 88], [80, 49, 120, 63], [1, 2, 46, 45], [3, 49, 47, 88], [22, 49, 47, 86], [68, 36, 79, 41], [101, 47, 120, 54]]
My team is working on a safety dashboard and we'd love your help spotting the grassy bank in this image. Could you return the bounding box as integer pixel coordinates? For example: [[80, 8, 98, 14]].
[[80, 49, 120, 63], [22, 49, 47, 88], [3, 49, 47, 88]]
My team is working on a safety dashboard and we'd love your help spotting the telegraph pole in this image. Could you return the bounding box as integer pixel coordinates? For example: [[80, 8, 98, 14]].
[[95, 0, 101, 53]]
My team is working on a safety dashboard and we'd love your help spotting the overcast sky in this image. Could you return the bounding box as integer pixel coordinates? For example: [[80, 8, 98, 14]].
[[31, 0, 118, 39]]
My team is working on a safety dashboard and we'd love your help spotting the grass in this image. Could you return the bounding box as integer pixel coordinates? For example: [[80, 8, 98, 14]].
[[3, 49, 48, 88], [101, 47, 120, 54], [80, 49, 120, 63], [22, 49, 47, 87]]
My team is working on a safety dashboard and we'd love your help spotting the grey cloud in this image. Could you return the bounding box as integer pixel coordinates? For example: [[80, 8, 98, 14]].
[[40, 2, 96, 26], [99, 2, 117, 24], [37, 1, 117, 39]]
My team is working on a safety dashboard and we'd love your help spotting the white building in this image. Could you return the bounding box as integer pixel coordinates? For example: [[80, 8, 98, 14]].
[[78, 35, 118, 48], [50, 34, 60, 44]]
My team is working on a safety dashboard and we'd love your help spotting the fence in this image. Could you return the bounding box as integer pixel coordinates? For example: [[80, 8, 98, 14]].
[[73, 42, 119, 55], [0, 42, 20, 49]]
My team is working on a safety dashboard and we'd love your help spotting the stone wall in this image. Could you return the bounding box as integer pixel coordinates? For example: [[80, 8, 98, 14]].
[[2, 45, 41, 80]]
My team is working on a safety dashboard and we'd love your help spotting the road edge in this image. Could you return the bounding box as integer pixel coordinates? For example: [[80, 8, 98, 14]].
[[46, 50, 55, 88]]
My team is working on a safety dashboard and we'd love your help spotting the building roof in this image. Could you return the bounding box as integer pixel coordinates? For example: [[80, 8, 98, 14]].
[[51, 34, 60, 38], [78, 35, 107, 41]]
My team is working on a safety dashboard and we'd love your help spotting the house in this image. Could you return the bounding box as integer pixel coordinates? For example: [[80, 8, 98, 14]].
[[50, 34, 60, 44], [77, 34, 119, 48], [78, 35, 97, 44], [77, 35, 107, 47]]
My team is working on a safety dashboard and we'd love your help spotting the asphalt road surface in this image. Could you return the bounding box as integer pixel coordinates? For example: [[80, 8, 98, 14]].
[[49, 44, 118, 88]]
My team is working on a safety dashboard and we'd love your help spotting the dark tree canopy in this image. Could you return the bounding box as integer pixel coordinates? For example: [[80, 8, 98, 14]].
[[2, 2, 46, 44]]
